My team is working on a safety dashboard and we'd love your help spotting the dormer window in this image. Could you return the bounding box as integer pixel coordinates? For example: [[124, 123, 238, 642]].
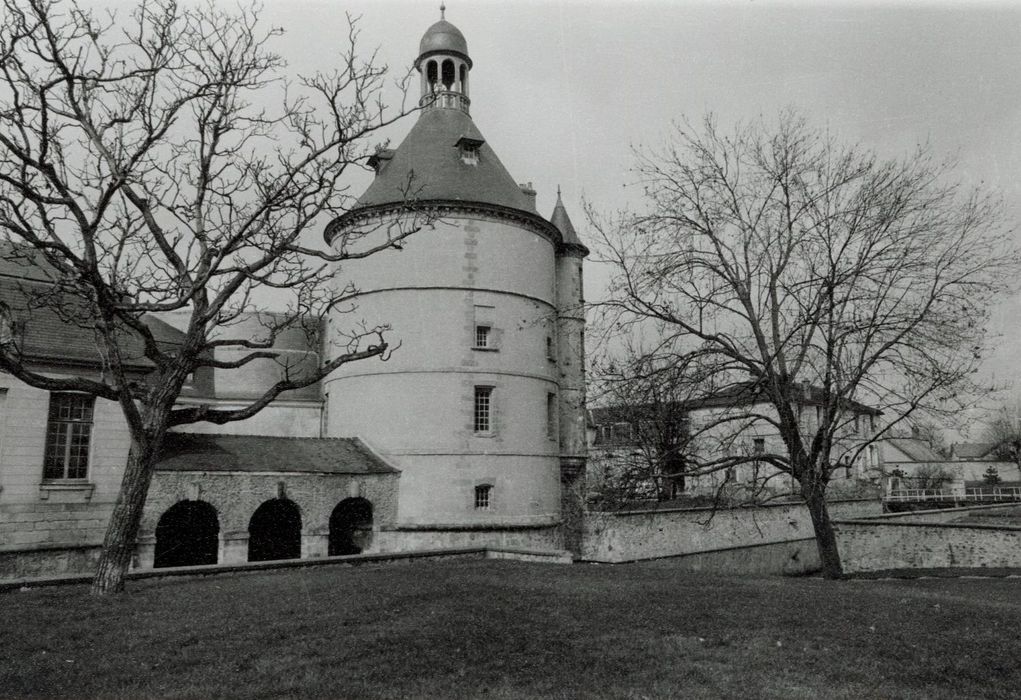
[[367, 148, 394, 173], [455, 135, 484, 165]]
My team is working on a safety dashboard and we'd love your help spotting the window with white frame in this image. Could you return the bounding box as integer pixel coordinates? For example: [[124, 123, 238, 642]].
[[474, 386, 493, 433], [472, 305, 497, 351], [43, 393, 95, 480], [474, 484, 492, 510], [475, 325, 491, 348]]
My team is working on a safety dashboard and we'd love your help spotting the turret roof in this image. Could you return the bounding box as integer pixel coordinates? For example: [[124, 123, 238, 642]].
[[418, 19, 470, 63], [353, 107, 535, 214], [550, 191, 589, 255]]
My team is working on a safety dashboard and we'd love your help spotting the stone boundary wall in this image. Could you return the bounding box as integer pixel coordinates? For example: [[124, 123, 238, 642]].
[[374, 524, 563, 553], [580, 499, 880, 565], [834, 503, 1021, 573], [1, 546, 571, 591], [636, 538, 822, 575]]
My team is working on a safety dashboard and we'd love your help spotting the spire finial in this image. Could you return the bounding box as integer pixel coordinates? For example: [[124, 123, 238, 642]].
[[556, 184, 562, 199], [440, 2, 446, 20]]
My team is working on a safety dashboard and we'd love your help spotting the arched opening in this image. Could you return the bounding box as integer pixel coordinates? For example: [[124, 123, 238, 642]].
[[154, 500, 219, 568], [328, 497, 373, 556], [426, 60, 438, 89], [459, 64, 468, 95], [441, 59, 455, 89], [248, 498, 302, 562]]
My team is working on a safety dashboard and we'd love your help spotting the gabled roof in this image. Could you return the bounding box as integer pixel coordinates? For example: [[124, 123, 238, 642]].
[[882, 437, 944, 463], [687, 380, 882, 416], [0, 276, 152, 370], [950, 442, 999, 460], [345, 108, 535, 215], [156, 433, 399, 474]]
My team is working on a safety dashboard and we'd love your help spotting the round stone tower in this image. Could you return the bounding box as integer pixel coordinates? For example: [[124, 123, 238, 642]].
[[322, 12, 587, 552]]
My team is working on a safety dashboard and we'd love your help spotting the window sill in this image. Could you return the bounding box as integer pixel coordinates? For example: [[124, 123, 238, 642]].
[[473, 431, 496, 438], [39, 481, 95, 501], [472, 346, 499, 352]]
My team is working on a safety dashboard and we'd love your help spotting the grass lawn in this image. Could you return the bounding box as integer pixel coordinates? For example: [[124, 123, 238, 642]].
[[2, 560, 1019, 699]]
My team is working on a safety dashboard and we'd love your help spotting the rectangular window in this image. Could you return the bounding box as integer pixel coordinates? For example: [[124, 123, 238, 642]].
[[546, 335, 555, 361], [43, 393, 95, 480], [547, 392, 557, 439], [753, 438, 765, 455], [474, 484, 492, 510], [475, 325, 491, 348], [474, 386, 493, 433]]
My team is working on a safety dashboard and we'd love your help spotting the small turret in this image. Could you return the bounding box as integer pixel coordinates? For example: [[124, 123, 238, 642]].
[[416, 5, 472, 113], [551, 188, 588, 553]]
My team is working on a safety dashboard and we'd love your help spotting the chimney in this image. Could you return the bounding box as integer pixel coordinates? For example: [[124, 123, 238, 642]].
[[518, 181, 537, 212]]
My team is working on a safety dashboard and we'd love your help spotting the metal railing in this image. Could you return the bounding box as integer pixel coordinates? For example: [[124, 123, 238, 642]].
[[884, 486, 1021, 502]]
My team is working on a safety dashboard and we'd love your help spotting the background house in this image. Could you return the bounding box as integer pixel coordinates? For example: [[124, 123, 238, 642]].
[[587, 382, 883, 506]]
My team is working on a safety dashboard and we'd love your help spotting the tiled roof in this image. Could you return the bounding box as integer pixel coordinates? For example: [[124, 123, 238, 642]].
[[588, 380, 881, 426], [156, 433, 399, 474], [951, 442, 999, 460], [0, 276, 152, 370], [882, 437, 944, 463], [687, 380, 882, 416], [352, 108, 535, 214], [0, 244, 58, 282], [550, 193, 589, 255]]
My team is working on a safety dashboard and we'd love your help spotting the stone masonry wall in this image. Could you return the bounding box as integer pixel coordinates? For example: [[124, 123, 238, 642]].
[[374, 524, 563, 553], [0, 502, 113, 578], [834, 503, 1021, 573], [835, 521, 1021, 573], [581, 499, 880, 564]]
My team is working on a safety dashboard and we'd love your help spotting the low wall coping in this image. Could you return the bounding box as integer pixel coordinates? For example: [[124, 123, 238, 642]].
[[834, 518, 1021, 532], [589, 497, 876, 519], [861, 502, 1021, 520], [0, 541, 101, 554], [391, 521, 561, 532], [578, 536, 818, 565], [0, 546, 569, 593]]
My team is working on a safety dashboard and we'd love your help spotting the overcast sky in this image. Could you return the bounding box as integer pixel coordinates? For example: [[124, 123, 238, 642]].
[[265, 0, 1020, 414]]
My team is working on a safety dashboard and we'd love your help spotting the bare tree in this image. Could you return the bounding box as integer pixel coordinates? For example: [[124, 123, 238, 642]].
[[0, 0, 426, 594], [591, 111, 1016, 577], [588, 345, 700, 506], [985, 402, 1021, 469]]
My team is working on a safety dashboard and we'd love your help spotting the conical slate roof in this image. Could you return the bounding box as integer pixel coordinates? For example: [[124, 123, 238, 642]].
[[550, 191, 589, 255], [354, 108, 535, 214]]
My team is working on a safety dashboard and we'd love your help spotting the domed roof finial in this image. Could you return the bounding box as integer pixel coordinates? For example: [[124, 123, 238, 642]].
[[440, 2, 445, 20]]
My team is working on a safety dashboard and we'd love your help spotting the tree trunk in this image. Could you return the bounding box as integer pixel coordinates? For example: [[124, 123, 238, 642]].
[[802, 479, 844, 579], [90, 438, 159, 596]]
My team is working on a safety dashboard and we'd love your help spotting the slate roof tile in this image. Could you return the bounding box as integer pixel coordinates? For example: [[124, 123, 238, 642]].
[[156, 432, 399, 474]]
